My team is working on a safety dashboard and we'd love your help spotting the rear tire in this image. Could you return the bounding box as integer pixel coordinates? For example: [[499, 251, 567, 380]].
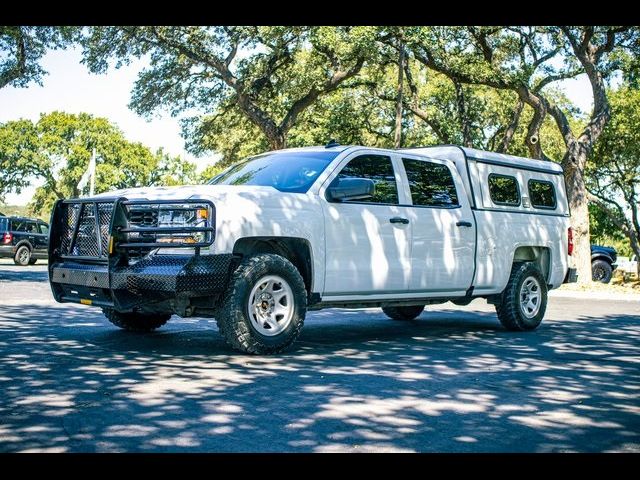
[[14, 246, 31, 266], [591, 259, 613, 283], [215, 253, 307, 354], [102, 308, 170, 332], [382, 305, 425, 321], [495, 262, 547, 331]]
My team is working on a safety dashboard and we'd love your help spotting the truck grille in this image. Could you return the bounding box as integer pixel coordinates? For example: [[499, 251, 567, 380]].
[[50, 198, 215, 264], [129, 209, 158, 227], [59, 202, 113, 259]]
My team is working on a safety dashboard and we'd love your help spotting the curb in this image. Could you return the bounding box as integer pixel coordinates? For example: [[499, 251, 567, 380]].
[[550, 290, 640, 302]]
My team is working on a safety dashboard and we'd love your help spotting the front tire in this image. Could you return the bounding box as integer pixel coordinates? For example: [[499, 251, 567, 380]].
[[215, 253, 307, 354], [14, 245, 31, 266], [591, 259, 613, 283], [495, 262, 547, 331], [102, 308, 170, 332], [382, 305, 425, 321]]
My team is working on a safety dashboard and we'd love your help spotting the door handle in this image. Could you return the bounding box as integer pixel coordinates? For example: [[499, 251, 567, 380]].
[[390, 217, 410, 224], [456, 221, 473, 227]]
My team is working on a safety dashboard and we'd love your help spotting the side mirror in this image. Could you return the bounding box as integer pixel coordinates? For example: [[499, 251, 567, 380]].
[[326, 177, 375, 202]]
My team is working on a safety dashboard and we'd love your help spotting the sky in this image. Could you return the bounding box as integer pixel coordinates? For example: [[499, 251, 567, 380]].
[[0, 47, 597, 206], [0, 47, 219, 205]]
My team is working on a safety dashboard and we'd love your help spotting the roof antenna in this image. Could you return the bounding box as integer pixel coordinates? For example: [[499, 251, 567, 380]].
[[325, 139, 340, 148]]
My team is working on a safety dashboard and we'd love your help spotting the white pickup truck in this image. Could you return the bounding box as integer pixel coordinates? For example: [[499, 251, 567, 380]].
[[48, 144, 577, 354]]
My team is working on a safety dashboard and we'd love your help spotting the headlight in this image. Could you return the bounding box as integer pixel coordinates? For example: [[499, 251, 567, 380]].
[[122, 200, 215, 249]]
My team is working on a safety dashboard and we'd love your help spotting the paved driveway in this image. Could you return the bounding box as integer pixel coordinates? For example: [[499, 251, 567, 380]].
[[0, 262, 639, 452]]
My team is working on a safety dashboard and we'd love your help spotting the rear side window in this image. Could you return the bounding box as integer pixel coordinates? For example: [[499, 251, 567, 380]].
[[336, 154, 399, 204], [0, 218, 6, 231], [26, 222, 39, 233], [403, 158, 459, 207], [488, 174, 520, 206], [12, 220, 27, 232], [528, 180, 557, 209]]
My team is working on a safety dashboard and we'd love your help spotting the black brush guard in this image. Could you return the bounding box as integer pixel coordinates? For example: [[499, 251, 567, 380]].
[[48, 197, 234, 312]]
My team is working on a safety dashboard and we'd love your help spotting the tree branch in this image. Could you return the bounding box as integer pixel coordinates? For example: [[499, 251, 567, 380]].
[[411, 47, 512, 90], [400, 61, 451, 143], [533, 68, 583, 92], [468, 27, 493, 64], [495, 99, 524, 153], [279, 56, 365, 135], [147, 27, 284, 147], [0, 26, 27, 89]]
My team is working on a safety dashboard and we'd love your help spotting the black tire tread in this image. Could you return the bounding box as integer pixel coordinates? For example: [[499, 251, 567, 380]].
[[102, 308, 170, 332], [495, 262, 547, 331], [215, 253, 306, 355], [591, 259, 613, 283], [14, 245, 31, 266], [382, 305, 425, 321]]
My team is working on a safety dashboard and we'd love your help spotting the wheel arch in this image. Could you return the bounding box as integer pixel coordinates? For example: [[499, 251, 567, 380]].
[[591, 254, 613, 265], [512, 245, 551, 283], [232, 236, 314, 294], [14, 240, 33, 252]]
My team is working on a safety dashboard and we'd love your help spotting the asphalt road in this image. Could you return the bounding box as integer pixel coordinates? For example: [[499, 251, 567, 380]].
[[1, 260, 639, 452]]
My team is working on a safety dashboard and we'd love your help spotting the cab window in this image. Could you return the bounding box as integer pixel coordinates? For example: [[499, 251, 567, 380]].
[[334, 155, 399, 204], [403, 158, 459, 207]]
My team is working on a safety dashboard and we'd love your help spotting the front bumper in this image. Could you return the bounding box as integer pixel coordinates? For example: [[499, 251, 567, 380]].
[[47, 196, 226, 313], [50, 253, 234, 311]]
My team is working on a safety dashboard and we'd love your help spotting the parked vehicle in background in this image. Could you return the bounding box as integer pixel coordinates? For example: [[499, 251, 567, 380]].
[[590, 244, 618, 283], [48, 144, 576, 354], [0, 216, 50, 266], [616, 255, 638, 277]]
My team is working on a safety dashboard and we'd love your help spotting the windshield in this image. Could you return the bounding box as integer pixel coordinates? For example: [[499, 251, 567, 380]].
[[208, 150, 340, 193]]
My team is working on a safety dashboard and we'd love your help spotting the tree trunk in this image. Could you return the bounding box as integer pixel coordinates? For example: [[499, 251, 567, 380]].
[[454, 80, 472, 147], [564, 146, 592, 283], [394, 41, 405, 149], [628, 198, 640, 276], [268, 132, 287, 150]]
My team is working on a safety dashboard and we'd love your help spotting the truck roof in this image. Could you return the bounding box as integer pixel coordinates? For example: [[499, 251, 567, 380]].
[[400, 145, 564, 174], [282, 144, 564, 175]]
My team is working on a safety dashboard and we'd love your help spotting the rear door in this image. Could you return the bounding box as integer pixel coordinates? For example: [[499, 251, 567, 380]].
[[11, 219, 28, 244], [398, 154, 476, 294]]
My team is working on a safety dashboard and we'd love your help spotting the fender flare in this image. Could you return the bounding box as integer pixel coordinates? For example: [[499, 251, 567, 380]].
[[591, 254, 613, 265], [14, 240, 33, 252]]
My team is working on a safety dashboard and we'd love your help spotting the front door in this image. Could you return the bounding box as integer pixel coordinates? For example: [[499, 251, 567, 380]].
[[321, 153, 412, 296], [36, 222, 50, 256]]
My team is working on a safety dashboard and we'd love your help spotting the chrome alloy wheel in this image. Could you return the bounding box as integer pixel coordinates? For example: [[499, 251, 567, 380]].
[[519, 276, 541, 318], [248, 275, 294, 336], [19, 248, 29, 264]]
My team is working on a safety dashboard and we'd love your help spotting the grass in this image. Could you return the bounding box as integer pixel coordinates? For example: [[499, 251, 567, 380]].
[[558, 272, 640, 294]]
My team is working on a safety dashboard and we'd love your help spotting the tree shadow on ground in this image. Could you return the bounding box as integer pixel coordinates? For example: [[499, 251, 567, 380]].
[[0, 303, 638, 452], [0, 267, 48, 284]]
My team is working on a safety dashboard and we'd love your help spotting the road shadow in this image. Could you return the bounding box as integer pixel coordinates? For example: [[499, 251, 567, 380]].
[[0, 267, 48, 283], [0, 303, 638, 452]]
